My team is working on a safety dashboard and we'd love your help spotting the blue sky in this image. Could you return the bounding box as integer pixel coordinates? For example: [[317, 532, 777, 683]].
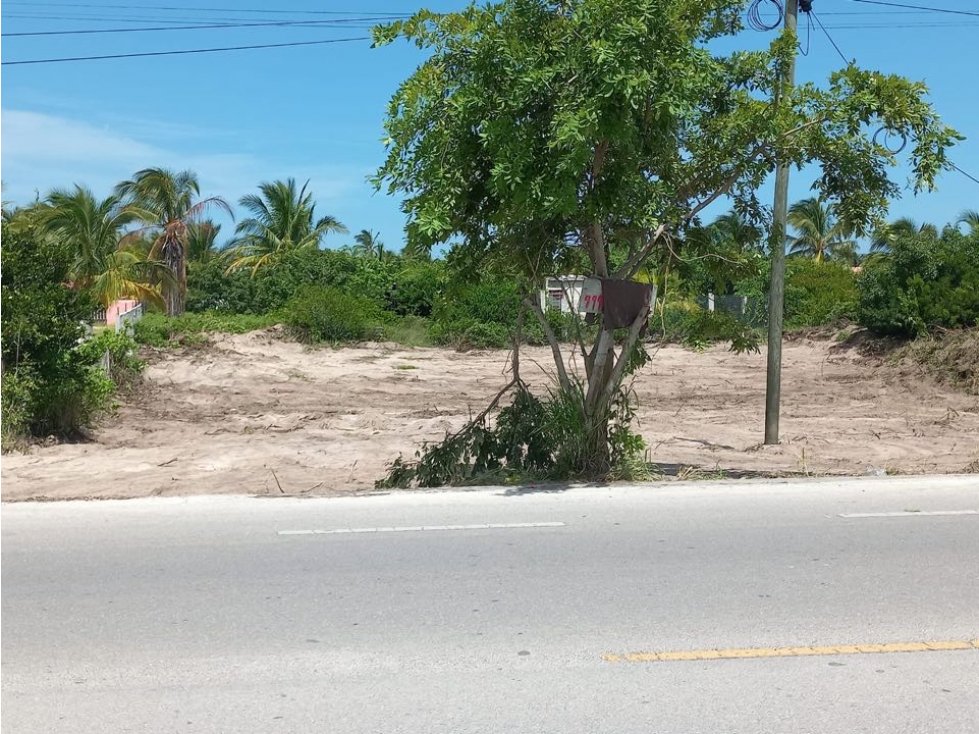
[[2, 1, 977, 252]]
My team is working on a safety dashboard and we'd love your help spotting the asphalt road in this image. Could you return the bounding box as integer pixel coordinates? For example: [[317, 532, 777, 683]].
[[3, 475, 978, 733]]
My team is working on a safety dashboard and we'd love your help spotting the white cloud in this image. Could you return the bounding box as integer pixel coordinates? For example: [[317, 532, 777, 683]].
[[0, 109, 362, 212]]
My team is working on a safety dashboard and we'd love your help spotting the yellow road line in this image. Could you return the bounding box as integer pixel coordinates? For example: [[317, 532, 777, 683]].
[[603, 639, 979, 663]]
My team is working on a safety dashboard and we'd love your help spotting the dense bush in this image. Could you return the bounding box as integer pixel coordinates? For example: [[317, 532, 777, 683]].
[[282, 285, 383, 343], [429, 278, 524, 348], [186, 259, 259, 313], [187, 248, 382, 315], [784, 258, 858, 328], [649, 300, 760, 352], [857, 231, 979, 337], [384, 261, 446, 317], [1, 219, 112, 446]]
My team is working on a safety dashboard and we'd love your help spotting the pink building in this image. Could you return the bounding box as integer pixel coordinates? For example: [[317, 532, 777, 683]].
[[105, 300, 140, 328]]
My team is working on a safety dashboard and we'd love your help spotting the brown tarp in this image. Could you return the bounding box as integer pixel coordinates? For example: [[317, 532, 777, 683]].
[[600, 278, 653, 330]]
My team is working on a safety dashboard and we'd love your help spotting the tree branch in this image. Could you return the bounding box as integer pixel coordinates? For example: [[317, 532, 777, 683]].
[[523, 296, 572, 393], [613, 222, 669, 280]]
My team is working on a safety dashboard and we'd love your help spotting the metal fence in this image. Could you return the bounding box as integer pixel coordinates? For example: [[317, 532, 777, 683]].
[[115, 303, 144, 336]]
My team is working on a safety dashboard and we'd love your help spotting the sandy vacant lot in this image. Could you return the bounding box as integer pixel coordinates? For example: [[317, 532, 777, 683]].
[[3, 330, 978, 501]]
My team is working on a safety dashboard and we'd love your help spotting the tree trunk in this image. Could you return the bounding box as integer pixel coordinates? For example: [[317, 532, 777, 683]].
[[162, 228, 187, 316], [536, 261, 655, 477]]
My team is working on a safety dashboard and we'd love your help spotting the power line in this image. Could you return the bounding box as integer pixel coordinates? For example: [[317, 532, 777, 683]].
[[810, 10, 851, 65], [3, 12, 333, 26], [2, 35, 370, 66], [951, 164, 979, 186], [3, 16, 407, 37], [3, 12, 250, 24], [2, 2, 406, 16], [824, 22, 979, 28], [849, 0, 979, 17]]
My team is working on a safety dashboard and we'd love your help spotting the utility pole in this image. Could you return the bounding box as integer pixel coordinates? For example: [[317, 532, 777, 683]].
[[764, 0, 799, 445]]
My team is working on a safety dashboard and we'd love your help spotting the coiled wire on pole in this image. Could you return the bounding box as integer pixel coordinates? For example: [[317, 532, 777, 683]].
[[747, 0, 784, 31], [873, 126, 909, 154]]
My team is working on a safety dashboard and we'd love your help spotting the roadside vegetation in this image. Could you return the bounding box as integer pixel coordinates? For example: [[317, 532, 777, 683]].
[[1, 212, 143, 449]]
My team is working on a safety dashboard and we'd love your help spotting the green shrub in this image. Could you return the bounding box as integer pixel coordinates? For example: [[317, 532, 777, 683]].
[[384, 261, 445, 317], [458, 321, 511, 349], [30, 360, 115, 438], [784, 258, 858, 328], [186, 259, 259, 313], [380, 315, 435, 347], [377, 383, 648, 488], [1, 369, 37, 449], [429, 278, 524, 347], [857, 231, 979, 337], [649, 300, 759, 353], [187, 248, 397, 315], [1, 213, 114, 447], [282, 285, 383, 343], [77, 331, 144, 387], [134, 312, 278, 347]]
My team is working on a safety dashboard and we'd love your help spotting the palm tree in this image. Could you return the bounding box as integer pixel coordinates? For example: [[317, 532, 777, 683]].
[[352, 228, 385, 259], [186, 220, 224, 263], [787, 198, 856, 263], [870, 217, 939, 254], [710, 211, 763, 253], [116, 168, 232, 315], [40, 185, 169, 308], [958, 209, 979, 235], [226, 178, 346, 276]]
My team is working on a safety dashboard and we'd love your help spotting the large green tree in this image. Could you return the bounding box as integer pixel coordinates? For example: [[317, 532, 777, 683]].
[[374, 0, 959, 475], [226, 178, 346, 275], [40, 185, 168, 308], [117, 168, 232, 315]]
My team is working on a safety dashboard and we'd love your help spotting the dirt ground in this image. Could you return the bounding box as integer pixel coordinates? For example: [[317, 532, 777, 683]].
[[3, 329, 978, 501]]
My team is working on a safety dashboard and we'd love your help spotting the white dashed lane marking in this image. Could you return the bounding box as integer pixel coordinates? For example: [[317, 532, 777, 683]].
[[278, 521, 566, 536]]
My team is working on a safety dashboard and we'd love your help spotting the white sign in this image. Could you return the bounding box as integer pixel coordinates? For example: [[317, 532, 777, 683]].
[[580, 277, 603, 313]]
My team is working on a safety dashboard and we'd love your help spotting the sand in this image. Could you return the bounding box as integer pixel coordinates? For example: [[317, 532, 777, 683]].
[[3, 329, 977, 501]]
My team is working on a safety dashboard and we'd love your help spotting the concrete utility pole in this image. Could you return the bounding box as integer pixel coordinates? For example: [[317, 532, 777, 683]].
[[764, 0, 799, 445]]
